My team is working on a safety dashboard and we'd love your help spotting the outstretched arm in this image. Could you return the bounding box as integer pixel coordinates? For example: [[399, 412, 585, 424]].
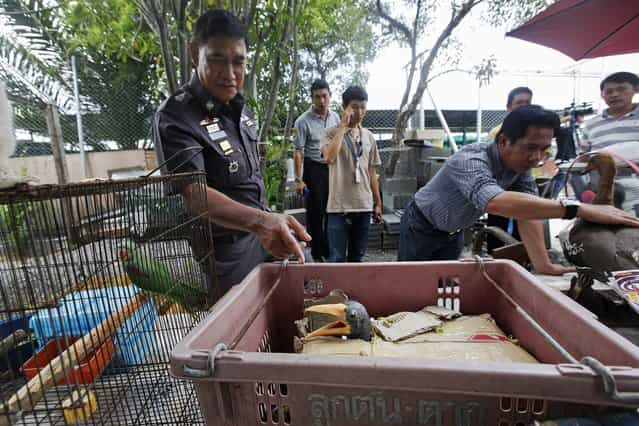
[[183, 183, 311, 262], [486, 191, 639, 227]]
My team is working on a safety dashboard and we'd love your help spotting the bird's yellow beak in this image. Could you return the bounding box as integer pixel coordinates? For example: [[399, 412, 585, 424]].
[[304, 303, 351, 338]]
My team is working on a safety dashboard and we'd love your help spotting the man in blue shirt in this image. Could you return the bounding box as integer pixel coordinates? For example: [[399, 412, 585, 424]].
[[293, 79, 340, 261], [398, 106, 639, 275]]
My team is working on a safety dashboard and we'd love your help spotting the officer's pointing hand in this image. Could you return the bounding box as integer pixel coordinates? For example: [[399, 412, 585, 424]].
[[254, 212, 311, 262]]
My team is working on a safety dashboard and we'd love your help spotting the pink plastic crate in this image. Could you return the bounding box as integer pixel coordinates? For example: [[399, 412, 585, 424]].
[[170, 260, 639, 425]]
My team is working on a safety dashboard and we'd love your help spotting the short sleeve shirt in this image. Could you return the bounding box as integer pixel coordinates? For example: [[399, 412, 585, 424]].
[[293, 109, 340, 163], [414, 141, 538, 232], [320, 126, 382, 213]]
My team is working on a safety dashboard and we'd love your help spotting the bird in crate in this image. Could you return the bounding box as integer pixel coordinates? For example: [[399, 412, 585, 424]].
[[118, 241, 209, 313], [558, 153, 639, 308], [303, 301, 372, 341]]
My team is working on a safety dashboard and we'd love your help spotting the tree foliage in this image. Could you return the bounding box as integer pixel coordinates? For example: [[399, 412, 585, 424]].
[[374, 0, 550, 177]]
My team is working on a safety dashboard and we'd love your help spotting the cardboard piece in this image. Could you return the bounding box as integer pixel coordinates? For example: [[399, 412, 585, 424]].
[[300, 314, 538, 364], [372, 311, 442, 342]]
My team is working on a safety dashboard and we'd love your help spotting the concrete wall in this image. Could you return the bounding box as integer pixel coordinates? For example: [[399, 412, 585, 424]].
[[5, 150, 152, 184]]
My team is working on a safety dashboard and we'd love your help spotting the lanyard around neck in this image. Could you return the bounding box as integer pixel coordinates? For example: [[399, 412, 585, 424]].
[[343, 128, 363, 160]]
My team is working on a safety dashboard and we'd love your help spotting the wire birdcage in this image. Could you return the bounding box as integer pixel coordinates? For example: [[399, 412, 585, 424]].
[[0, 172, 215, 425]]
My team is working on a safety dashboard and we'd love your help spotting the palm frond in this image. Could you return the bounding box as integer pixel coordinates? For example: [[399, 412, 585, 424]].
[[0, 3, 86, 113]]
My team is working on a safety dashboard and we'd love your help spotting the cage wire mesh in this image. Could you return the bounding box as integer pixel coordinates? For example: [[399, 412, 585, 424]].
[[0, 172, 216, 425]]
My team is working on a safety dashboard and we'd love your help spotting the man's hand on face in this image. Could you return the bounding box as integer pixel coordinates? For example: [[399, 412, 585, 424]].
[[254, 212, 311, 262], [577, 204, 639, 228], [340, 106, 353, 128]]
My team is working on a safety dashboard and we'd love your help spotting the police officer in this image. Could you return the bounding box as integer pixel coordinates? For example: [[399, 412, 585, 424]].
[[154, 9, 309, 294]]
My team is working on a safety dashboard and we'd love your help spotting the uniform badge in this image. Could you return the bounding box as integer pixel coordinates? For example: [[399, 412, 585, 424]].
[[206, 123, 220, 133], [200, 117, 219, 126], [228, 161, 239, 173], [245, 119, 255, 127], [219, 140, 234, 155]]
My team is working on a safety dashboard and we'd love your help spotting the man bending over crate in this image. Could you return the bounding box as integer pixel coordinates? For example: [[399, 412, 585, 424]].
[[398, 105, 639, 275], [154, 9, 310, 294]]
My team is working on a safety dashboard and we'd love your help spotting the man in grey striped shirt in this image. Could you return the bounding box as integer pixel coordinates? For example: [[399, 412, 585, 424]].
[[582, 72, 638, 152], [399, 106, 639, 275]]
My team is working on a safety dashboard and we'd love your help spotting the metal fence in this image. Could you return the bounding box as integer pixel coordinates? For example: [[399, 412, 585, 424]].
[[5, 57, 155, 160]]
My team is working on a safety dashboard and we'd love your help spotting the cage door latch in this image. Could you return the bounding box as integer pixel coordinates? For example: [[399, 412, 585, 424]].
[[183, 343, 228, 378]]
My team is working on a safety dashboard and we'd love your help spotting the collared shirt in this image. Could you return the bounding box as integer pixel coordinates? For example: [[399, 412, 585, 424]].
[[153, 74, 266, 237], [320, 125, 382, 213], [583, 103, 639, 150], [414, 141, 538, 232], [293, 108, 340, 163]]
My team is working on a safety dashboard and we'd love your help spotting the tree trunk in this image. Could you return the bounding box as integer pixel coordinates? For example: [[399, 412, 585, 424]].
[[385, 0, 479, 177], [137, 0, 178, 94], [45, 103, 76, 242], [278, 0, 304, 202], [172, 0, 190, 87], [46, 104, 68, 185], [257, 0, 295, 143]]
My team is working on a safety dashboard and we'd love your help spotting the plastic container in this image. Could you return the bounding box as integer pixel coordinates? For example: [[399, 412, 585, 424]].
[[171, 260, 639, 426], [21, 336, 115, 385], [29, 286, 157, 367]]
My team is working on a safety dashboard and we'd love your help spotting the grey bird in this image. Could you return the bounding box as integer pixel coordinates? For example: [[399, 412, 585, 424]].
[[559, 153, 639, 310], [559, 153, 639, 273], [304, 301, 372, 341]]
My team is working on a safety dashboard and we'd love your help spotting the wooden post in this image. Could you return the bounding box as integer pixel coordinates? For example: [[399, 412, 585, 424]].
[[45, 103, 68, 185], [45, 104, 79, 243]]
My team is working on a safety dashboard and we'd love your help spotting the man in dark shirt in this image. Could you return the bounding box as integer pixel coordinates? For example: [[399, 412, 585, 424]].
[[154, 9, 309, 294]]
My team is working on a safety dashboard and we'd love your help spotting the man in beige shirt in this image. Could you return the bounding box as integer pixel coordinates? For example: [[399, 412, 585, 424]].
[[321, 86, 382, 262]]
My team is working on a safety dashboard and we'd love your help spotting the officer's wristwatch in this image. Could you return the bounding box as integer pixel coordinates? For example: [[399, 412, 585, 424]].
[[559, 199, 581, 220]]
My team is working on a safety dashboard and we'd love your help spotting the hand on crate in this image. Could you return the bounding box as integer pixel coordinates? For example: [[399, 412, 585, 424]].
[[252, 212, 311, 262], [533, 262, 575, 276]]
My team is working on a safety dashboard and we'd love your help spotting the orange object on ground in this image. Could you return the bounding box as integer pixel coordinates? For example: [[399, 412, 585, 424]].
[[21, 337, 114, 386]]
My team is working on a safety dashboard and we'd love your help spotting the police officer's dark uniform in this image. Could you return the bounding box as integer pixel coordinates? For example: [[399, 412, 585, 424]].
[[154, 74, 268, 295]]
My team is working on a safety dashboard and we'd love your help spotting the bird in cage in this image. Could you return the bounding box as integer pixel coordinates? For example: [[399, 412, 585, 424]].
[[118, 241, 209, 313]]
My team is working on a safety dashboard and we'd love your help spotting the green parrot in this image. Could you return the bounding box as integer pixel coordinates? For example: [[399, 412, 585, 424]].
[[118, 241, 209, 312]]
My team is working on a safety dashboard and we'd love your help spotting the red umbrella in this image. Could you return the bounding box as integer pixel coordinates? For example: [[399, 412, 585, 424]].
[[506, 0, 639, 60]]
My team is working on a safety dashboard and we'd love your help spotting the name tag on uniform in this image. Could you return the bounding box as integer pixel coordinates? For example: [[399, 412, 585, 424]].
[[219, 140, 234, 156], [208, 130, 227, 140], [206, 123, 220, 133]]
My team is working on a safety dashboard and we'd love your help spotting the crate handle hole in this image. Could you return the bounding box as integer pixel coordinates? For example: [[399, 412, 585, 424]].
[[267, 383, 276, 396], [256, 382, 264, 396], [271, 404, 279, 423], [283, 404, 291, 424], [516, 398, 528, 413], [279, 384, 288, 396], [453, 297, 460, 312], [532, 399, 546, 415], [499, 397, 512, 412], [258, 402, 267, 423]]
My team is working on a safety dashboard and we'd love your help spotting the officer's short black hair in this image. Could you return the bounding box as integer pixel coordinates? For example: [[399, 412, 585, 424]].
[[192, 9, 248, 48], [600, 72, 639, 91], [310, 79, 330, 95], [506, 86, 533, 108], [342, 86, 368, 107], [499, 105, 560, 144]]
